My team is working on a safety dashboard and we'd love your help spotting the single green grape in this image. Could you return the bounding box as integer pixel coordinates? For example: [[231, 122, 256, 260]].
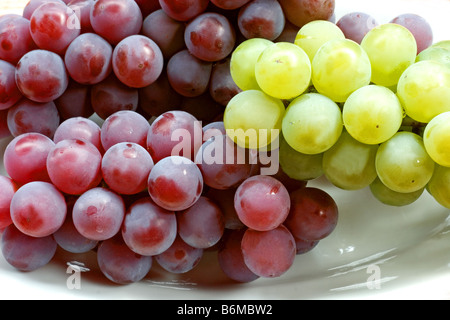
[[282, 93, 343, 155], [322, 130, 378, 190], [224, 90, 285, 150], [229, 38, 273, 91], [255, 42, 311, 100], [294, 20, 345, 62], [279, 134, 324, 181], [397, 60, 450, 123], [375, 131, 435, 193], [416, 46, 450, 68], [423, 111, 450, 167], [342, 84, 404, 145], [311, 39, 371, 102], [427, 164, 450, 209], [370, 177, 424, 207], [361, 23, 417, 87]]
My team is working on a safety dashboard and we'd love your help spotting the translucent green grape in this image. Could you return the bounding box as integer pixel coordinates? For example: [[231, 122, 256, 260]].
[[375, 131, 435, 193], [322, 130, 378, 190]]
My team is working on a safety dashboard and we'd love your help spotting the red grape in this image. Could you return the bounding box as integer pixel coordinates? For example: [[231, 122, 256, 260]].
[[97, 235, 153, 284], [234, 175, 291, 231], [147, 156, 203, 211], [102, 142, 154, 195], [0, 15, 37, 65], [209, 58, 242, 107], [64, 32, 113, 85], [72, 187, 125, 241], [184, 12, 236, 62], [167, 49, 213, 98], [112, 35, 164, 88], [122, 197, 177, 256], [90, 0, 143, 45], [237, 0, 285, 40], [177, 196, 225, 249], [241, 225, 296, 278], [10, 181, 67, 237], [285, 187, 339, 241], [46, 139, 103, 195], [210, 0, 251, 10], [1, 224, 57, 272], [15, 50, 69, 103], [3, 132, 55, 184], [29, 2, 81, 54]]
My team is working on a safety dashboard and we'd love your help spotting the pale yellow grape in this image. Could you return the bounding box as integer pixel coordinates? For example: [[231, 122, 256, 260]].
[[254, 42, 311, 100], [311, 39, 371, 102], [361, 23, 417, 87], [224, 90, 285, 150], [279, 134, 324, 181], [375, 131, 435, 193], [370, 177, 424, 207], [427, 165, 450, 209], [397, 60, 450, 123], [416, 46, 450, 68], [322, 130, 378, 190], [342, 85, 404, 145], [229, 38, 273, 91], [255, 42, 311, 99], [423, 111, 450, 167], [294, 20, 345, 62], [282, 93, 343, 154]]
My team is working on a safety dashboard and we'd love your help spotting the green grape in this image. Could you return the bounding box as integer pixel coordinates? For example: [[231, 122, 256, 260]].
[[229, 38, 273, 91], [279, 134, 323, 181], [361, 23, 417, 87], [255, 42, 311, 100], [322, 130, 378, 190], [427, 164, 450, 209], [294, 20, 345, 62], [416, 46, 450, 68], [397, 60, 450, 123], [431, 40, 450, 51], [342, 85, 404, 145], [282, 93, 343, 154], [224, 90, 285, 150], [375, 131, 435, 193], [370, 177, 424, 207], [311, 39, 371, 102], [423, 111, 450, 167]]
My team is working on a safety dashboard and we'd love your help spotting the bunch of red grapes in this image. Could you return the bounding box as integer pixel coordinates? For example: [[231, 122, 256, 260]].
[[0, 0, 339, 285]]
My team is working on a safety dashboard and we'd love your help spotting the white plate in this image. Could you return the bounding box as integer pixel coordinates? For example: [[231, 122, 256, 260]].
[[1, 0, 450, 300]]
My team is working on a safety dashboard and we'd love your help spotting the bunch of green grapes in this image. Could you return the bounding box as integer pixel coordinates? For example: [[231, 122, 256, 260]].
[[225, 19, 450, 208]]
